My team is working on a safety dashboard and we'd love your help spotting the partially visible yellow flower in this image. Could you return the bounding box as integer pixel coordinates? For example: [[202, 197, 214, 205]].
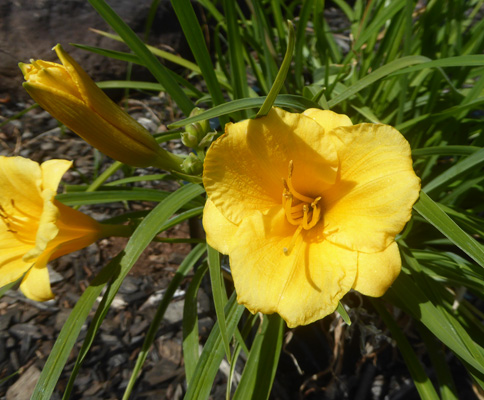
[[0, 156, 115, 301], [203, 107, 420, 327], [19, 44, 182, 171]]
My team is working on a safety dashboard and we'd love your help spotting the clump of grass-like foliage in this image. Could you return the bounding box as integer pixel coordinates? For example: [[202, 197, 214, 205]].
[[3, 0, 484, 398]]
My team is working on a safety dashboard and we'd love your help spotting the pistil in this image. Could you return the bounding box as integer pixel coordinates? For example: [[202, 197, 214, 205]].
[[281, 161, 323, 255]]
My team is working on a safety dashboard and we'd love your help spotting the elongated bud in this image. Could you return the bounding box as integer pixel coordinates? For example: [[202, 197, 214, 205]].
[[19, 44, 183, 172]]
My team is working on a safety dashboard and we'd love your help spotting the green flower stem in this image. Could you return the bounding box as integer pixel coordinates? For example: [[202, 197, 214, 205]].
[[99, 223, 136, 238], [152, 148, 185, 173], [255, 20, 295, 118]]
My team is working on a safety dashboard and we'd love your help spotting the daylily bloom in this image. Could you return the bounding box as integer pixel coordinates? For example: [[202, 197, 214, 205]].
[[0, 156, 123, 301], [19, 44, 182, 171], [203, 107, 420, 327]]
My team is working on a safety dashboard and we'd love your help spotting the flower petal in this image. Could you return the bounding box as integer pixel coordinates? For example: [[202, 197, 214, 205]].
[[23, 189, 59, 262], [0, 156, 43, 216], [353, 242, 401, 297], [48, 200, 103, 260], [303, 108, 353, 131], [19, 251, 54, 302], [22, 82, 164, 168], [229, 206, 357, 327], [41, 159, 72, 192], [0, 244, 32, 288], [19, 60, 80, 99], [202, 199, 238, 255], [322, 123, 420, 252], [204, 107, 339, 225]]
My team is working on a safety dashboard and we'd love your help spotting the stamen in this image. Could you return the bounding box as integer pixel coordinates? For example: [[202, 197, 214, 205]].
[[290, 203, 304, 213], [305, 204, 320, 229], [283, 225, 303, 255], [0, 204, 16, 233], [302, 205, 310, 229], [281, 161, 323, 251], [287, 161, 314, 203], [10, 199, 35, 219], [304, 197, 321, 229], [282, 189, 300, 226]]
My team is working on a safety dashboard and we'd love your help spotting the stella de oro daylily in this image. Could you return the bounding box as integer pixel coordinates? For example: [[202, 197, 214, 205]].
[[203, 107, 420, 328], [0, 156, 129, 301], [19, 45, 182, 171]]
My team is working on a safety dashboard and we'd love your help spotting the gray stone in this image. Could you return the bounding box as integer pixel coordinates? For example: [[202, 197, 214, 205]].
[[9, 323, 42, 339], [163, 299, 184, 325], [6, 365, 41, 400]]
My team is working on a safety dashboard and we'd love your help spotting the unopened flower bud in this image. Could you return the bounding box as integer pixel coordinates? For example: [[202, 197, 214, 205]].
[[181, 107, 212, 148], [19, 44, 182, 171], [181, 153, 203, 175], [181, 130, 200, 148]]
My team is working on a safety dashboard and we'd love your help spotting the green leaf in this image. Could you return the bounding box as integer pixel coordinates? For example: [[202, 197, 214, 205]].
[[372, 300, 440, 400], [433, 97, 484, 120], [417, 324, 458, 400], [98, 80, 164, 91], [414, 192, 484, 268], [170, 0, 226, 110], [233, 314, 284, 400], [87, 0, 194, 115], [33, 254, 123, 400], [390, 55, 484, 76], [327, 56, 431, 108], [293, 0, 315, 89], [412, 146, 480, 157], [88, 29, 204, 73], [183, 262, 209, 385], [336, 302, 352, 325], [168, 95, 320, 128], [0, 274, 24, 299], [353, 0, 406, 51], [207, 245, 231, 361], [423, 148, 484, 195], [56, 189, 204, 208], [256, 21, 295, 118], [104, 173, 170, 186], [184, 293, 245, 400], [385, 270, 484, 374], [224, 0, 250, 104]]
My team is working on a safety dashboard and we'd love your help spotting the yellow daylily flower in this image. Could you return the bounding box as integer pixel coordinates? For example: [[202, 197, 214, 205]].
[[203, 107, 420, 327], [19, 44, 182, 171], [0, 156, 118, 301]]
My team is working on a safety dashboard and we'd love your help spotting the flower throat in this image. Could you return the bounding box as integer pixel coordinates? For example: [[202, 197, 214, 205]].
[[282, 160, 322, 254], [0, 200, 34, 240]]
